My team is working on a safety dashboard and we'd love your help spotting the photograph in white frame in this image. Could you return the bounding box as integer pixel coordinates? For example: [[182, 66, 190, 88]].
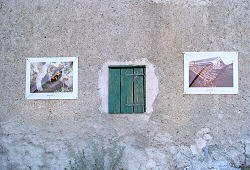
[[26, 57, 78, 99], [184, 52, 238, 94]]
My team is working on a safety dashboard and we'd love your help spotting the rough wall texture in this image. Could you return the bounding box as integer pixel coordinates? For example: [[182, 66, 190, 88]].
[[0, 0, 249, 169]]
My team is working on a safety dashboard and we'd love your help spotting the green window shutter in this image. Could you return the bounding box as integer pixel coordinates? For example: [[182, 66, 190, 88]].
[[121, 68, 133, 113], [108, 68, 121, 113], [109, 66, 146, 114], [134, 67, 145, 113]]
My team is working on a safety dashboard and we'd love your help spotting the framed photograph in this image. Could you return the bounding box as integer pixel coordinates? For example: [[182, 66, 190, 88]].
[[26, 57, 78, 99], [184, 52, 238, 94]]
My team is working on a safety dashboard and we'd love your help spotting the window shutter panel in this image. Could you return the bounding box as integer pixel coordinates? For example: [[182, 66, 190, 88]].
[[109, 68, 121, 113], [134, 68, 145, 113], [121, 68, 133, 113], [109, 66, 146, 114]]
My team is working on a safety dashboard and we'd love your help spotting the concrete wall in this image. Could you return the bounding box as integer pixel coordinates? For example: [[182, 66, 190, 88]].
[[0, 0, 249, 169]]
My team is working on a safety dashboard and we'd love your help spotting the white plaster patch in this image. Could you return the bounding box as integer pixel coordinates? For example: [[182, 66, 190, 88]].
[[146, 147, 167, 166], [98, 58, 159, 114], [153, 132, 172, 144], [123, 146, 148, 170], [146, 159, 157, 169], [151, 0, 171, 4], [151, 0, 210, 6], [218, 113, 224, 120], [190, 128, 212, 155]]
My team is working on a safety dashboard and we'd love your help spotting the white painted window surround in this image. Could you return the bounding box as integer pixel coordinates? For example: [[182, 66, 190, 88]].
[[98, 58, 159, 114]]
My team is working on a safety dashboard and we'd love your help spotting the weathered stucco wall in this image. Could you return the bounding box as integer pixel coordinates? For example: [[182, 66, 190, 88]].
[[0, 0, 249, 169]]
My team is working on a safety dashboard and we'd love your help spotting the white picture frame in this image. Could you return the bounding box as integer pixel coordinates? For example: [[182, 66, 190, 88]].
[[184, 52, 238, 94], [26, 57, 78, 99]]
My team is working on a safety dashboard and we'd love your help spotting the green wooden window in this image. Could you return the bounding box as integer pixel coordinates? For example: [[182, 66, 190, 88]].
[[109, 65, 146, 114]]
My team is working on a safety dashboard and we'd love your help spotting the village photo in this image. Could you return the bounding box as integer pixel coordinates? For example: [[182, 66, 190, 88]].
[[184, 52, 238, 94], [26, 57, 78, 99]]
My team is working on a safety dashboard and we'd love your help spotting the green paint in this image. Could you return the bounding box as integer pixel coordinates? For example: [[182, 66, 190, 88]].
[[121, 68, 133, 113], [143, 67, 146, 112], [108, 66, 146, 114], [134, 68, 144, 113], [109, 65, 146, 68], [109, 68, 121, 114]]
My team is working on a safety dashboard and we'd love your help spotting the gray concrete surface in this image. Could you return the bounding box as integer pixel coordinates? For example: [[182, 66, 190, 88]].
[[0, 0, 249, 169]]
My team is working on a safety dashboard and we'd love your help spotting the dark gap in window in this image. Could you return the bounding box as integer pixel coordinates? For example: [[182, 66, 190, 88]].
[[120, 68, 122, 113], [132, 68, 135, 113], [143, 67, 145, 112]]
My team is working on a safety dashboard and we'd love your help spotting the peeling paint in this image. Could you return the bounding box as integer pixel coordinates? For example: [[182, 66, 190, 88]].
[[190, 128, 212, 155]]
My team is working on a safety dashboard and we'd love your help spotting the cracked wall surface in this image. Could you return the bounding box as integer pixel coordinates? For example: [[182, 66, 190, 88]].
[[0, 0, 249, 169]]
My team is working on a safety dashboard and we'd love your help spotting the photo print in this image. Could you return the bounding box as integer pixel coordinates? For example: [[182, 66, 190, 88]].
[[26, 57, 78, 99], [184, 52, 238, 94]]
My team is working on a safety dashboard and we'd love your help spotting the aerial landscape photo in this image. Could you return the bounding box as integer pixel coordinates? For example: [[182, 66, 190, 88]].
[[30, 61, 73, 93], [189, 57, 233, 87]]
